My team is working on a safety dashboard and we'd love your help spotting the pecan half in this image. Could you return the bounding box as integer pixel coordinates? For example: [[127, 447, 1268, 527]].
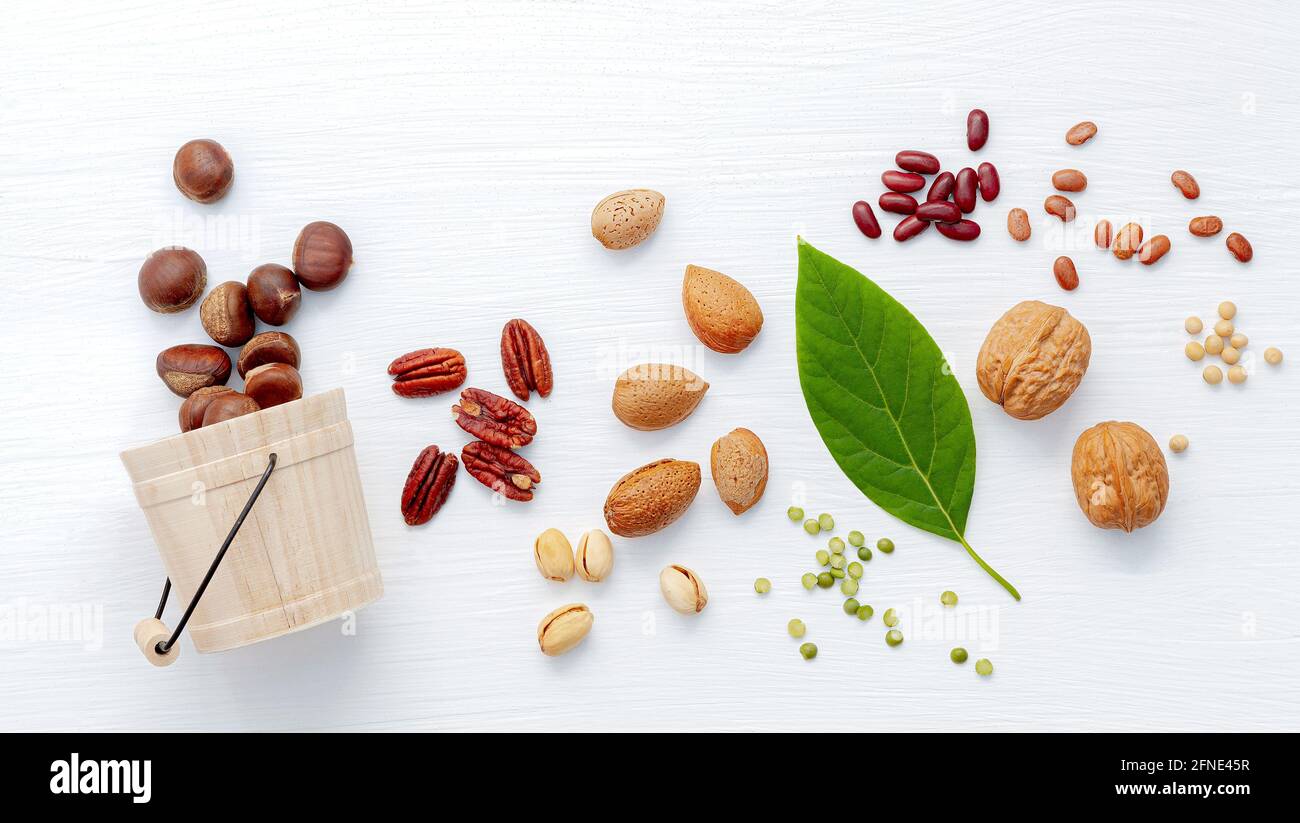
[[401, 445, 458, 525], [461, 440, 540, 502], [452, 387, 536, 449], [389, 348, 468, 398], [500, 319, 554, 401]]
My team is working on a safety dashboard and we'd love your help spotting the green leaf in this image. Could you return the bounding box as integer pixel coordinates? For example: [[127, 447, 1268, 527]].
[[795, 239, 1019, 600]]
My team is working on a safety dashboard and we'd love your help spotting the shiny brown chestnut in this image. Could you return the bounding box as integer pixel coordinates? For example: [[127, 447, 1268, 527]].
[[199, 281, 255, 346], [292, 222, 352, 291], [244, 363, 303, 409], [201, 391, 260, 426], [179, 386, 235, 432], [246, 264, 301, 326], [139, 247, 207, 313], [237, 331, 301, 378], [156, 344, 232, 397], [173, 139, 234, 204]]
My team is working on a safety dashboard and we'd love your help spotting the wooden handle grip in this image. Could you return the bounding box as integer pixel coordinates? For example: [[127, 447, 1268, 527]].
[[134, 618, 180, 667]]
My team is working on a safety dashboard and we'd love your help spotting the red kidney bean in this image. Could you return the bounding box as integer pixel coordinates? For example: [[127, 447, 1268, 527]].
[[977, 162, 999, 202], [914, 200, 961, 223], [878, 192, 918, 215], [954, 168, 978, 213], [895, 150, 940, 175], [927, 171, 955, 202], [893, 215, 930, 242], [852, 200, 881, 239], [882, 170, 926, 193], [967, 109, 989, 151], [936, 220, 980, 241]]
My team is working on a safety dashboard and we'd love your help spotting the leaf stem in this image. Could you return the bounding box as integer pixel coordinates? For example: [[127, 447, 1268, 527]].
[[957, 534, 1021, 601]]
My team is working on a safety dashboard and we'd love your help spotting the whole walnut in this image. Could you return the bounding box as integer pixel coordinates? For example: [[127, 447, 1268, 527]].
[[976, 300, 1091, 420], [1071, 421, 1169, 532]]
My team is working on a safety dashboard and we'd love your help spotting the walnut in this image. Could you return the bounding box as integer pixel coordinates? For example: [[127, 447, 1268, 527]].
[[976, 300, 1091, 420], [1071, 421, 1169, 531]]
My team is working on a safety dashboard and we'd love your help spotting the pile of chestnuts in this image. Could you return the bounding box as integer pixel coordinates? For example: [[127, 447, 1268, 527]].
[[141, 138, 353, 432]]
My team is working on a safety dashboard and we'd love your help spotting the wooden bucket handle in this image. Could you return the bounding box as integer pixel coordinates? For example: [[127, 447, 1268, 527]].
[[134, 453, 278, 667]]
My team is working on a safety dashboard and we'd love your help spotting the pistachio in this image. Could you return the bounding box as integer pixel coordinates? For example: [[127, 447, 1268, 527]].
[[659, 564, 708, 614], [533, 528, 574, 581], [537, 603, 593, 656], [575, 529, 615, 582]]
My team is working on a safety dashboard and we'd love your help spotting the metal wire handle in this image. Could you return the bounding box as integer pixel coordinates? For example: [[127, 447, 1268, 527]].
[[152, 453, 278, 654]]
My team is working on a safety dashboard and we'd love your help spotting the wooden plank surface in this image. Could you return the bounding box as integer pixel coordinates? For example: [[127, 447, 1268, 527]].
[[1, 0, 1297, 731]]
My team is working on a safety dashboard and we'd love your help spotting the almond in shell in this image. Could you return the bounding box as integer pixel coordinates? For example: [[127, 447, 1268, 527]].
[[603, 459, 701, 538], [710, 428, 768, 515], [682, 265, 764, 354], [611, 363, 709, 430], [591, 189, 665, 250]]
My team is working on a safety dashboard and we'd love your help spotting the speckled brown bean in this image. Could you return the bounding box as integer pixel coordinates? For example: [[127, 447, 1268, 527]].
[[1052, 169, 1087, 192], [852, 200, 881, 239], [1171, 170, 1200, 199], [1053, 257, 1079, 291], [1066, 121, 1098, 145], [1007, 208, 1031, 241], [1094, 220, 1113, 250], [954, 168, 978, 213], [1113, 223, 1143, 260], [878, 192, 918, 215], [1188, 216, 1223, 237], [1226, 232, 1253, 262], [927, 171, 955, 202], [882, 170, 926, 193], [1138, 235, 1171, 265], [1044, 195, 1076, 222], [893, 215, 930, 242]]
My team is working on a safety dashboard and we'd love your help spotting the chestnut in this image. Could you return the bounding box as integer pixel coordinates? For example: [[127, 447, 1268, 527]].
[[139, 247, 207, 313], [201, 391, 260, 426], [173, 139, 234, 204], [293, 221, 352, 291], [199, 281, 256, 347], [244, 363, 303, 409], [237, 331, 301, 378], [156, 343, 232, 397], [179, 385, 235, 432], [246, 264, 301, 326]]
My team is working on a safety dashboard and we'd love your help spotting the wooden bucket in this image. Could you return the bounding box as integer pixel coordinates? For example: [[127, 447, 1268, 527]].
[[121, 389, 382, 664]]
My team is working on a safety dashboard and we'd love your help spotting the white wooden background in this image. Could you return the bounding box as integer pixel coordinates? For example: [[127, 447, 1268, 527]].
[[2, 0, 1298, 732]]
